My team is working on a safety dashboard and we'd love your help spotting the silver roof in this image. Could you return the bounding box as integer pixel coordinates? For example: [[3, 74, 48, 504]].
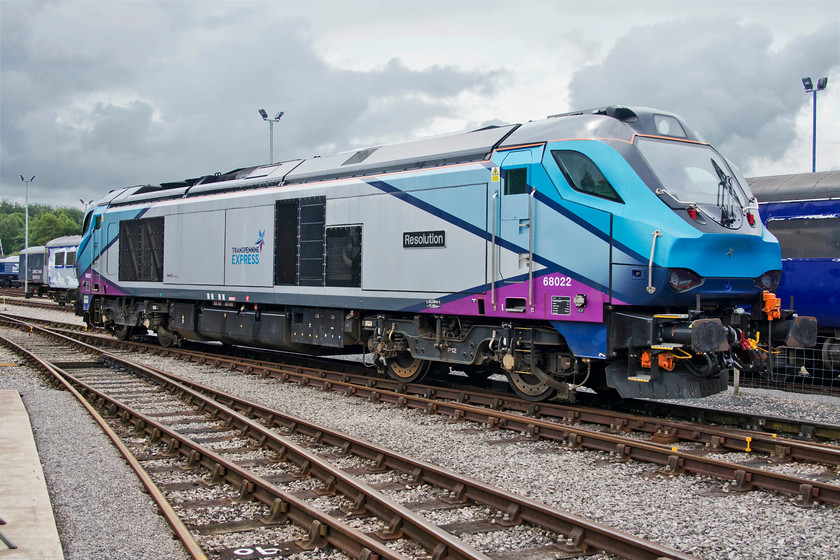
[[100, 106, 711, 206], [284, 125, 517, 184], [19, 246, 45, 254], [747, 171, 840, 202], [45, 235, 82, 248]]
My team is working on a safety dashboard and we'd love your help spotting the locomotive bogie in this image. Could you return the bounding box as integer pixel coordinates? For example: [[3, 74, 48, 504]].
[[74, 106, 818, 401]]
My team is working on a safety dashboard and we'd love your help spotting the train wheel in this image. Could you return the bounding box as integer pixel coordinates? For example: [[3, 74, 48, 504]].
[[113, 324, 135, 340], [505, 370, 557, 401], [157, 329, 180, 348], [384, 353, 432, 383]]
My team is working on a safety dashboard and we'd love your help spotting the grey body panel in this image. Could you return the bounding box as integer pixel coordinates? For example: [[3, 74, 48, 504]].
[[97, 174, 493, 303], [164, 211, 226, 285], [341, 183, 488, 293], [224, 205, 275, 287]]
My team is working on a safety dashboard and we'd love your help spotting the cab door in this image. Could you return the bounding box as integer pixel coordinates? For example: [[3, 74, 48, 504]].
[[495, 147, 544, 282], [90, 215, 102, 293]]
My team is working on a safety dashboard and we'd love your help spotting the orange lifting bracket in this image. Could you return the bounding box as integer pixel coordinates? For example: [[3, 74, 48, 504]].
[[761, 290, 781, 321]]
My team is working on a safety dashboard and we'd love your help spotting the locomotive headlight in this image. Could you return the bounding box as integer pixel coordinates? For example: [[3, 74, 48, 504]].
[[668, 268, 704, 292], [653, 114, 687, 138], [754, 270, 781, 291]]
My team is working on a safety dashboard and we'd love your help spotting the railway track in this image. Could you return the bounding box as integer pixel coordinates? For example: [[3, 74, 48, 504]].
[[6, 302, 840, 402], [4, 311, 840, 450], [0, 288, 24, 298], [19, 316, 839, 443], [4, 313, 840, 509], [5, 311, 840, 449], [9, 311, 838, 445], [0, 295, 73, 312], [0, 319, 703, 560]]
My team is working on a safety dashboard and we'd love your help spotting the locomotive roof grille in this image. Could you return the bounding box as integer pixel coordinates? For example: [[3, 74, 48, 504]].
[[282, 124, 518, 185], [184, 179, 284, 197], [342, 147, 380, 166], [283, 151, 493, 185]]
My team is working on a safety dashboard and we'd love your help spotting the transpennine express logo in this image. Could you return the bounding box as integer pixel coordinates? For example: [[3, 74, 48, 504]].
[[231, 230, 264, 265]]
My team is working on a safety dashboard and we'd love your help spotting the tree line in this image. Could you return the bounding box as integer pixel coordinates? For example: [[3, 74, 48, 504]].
[[0, 200, 84, 256]]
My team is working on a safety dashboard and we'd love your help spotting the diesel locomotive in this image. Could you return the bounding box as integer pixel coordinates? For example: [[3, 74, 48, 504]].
[[74, 106, 817, 401]]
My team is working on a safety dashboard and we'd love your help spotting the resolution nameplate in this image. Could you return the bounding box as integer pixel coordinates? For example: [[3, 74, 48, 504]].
[[403, 230, 445, 248]]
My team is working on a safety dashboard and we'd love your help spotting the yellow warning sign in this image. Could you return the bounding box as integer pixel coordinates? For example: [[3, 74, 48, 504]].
[[491, 167, 500, 182]]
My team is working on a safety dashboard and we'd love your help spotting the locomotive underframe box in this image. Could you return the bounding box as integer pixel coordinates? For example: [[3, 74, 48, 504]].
[[191, 306, 292, 348], [291, 308, 344, 348]]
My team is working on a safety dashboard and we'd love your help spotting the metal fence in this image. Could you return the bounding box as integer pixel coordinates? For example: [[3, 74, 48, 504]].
[[745, 335, 840, 394]]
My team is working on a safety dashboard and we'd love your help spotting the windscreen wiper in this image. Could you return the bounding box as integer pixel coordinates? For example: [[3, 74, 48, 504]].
[[711, 158, 737, 227]]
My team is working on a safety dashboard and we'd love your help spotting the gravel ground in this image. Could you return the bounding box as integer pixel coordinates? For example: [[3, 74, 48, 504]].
[[666, 387, 840, 425], [1, 304, 839, 560], [0, 348, 192, 560]]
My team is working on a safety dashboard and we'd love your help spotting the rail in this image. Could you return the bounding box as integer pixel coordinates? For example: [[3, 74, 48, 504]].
[[4, 315, 838, 507], [0, 318, 701, 560]]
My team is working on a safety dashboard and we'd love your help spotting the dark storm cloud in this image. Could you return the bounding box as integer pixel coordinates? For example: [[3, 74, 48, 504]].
[[0, 2, 501, 207], [568, 17, 839, 173], [80, 101, 156, 153], [370, 58, 497, 97]]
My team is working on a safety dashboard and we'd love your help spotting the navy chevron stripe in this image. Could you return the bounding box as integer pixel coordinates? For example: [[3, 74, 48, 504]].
[[365, 179, 611, 294], [533, 190, 646, 263]]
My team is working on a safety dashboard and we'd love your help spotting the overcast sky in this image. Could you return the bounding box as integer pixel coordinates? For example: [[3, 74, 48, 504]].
[[1, 0, 838, 210]]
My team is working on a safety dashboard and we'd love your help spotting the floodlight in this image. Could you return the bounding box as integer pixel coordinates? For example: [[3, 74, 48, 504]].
[[258, 109, 285, 164], [801, 76, 829, 172]]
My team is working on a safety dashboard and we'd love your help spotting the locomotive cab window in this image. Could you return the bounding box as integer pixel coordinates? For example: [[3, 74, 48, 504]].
[[66, 251, 76, 267], [55, 252, 65, 267], [503, 168, 529, 195], [552, 150, 623, 203], [82, 211, 93, 234]]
